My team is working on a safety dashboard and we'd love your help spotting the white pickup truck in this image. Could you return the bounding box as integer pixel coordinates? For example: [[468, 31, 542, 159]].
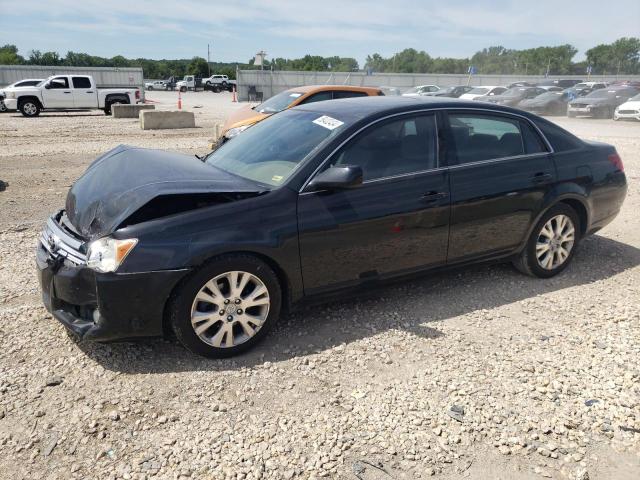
[[3, 75, 141, 117], [176, 74, 237, 92]]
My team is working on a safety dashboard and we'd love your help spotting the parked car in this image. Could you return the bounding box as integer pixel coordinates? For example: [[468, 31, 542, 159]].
[[2, 75, 140, 117], [0, 78, 44, 112], [378, 86, 402, 96], [402, 85, 440, 97], [36, 96, 627, 357], [176, 75, 202, 92], [145, 80, 166, 91], [481, 86, 547, 107], [567, 87, 639, 118], [218, 85, 383, 144], [566, 82, 607, 98], [425, 85, 474, 98], [537, 79, 582, 89], [204, 74, 237, 92], [459, 86, 507, 101], [613, 93, 640, 121], [519, 90, 571, 115], [506, 81, 537, 88]]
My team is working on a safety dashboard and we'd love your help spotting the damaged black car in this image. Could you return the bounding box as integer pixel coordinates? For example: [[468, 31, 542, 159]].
[[37, 97, 627, 357]]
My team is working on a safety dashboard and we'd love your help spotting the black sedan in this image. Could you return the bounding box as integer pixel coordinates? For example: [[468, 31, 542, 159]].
[[567, 87, 639, 118], [480, 86, 547, 107], [519, 91, 571, 115], [36, 97, 627, 357]]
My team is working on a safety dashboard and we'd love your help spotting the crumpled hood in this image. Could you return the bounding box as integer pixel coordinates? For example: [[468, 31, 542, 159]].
[[66, 145, 261, 239]]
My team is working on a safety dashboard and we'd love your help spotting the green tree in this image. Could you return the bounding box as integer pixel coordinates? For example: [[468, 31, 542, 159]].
[[0, 44, 24, 64]]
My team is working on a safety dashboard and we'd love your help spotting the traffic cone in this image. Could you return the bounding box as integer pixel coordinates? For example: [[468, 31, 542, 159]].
[[178, 90, 182, 110], [232, 85, 237, 103]]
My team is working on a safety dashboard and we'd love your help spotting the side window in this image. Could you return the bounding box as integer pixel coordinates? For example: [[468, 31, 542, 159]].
[[300, 91, 333, 104], [519, 120, 548, 154], [536, 120, 584, 152], [333, 91, 368, 99], [447, 113, 526, 164], [493, 87, 507, 95], [49, 77, 69, 89], [72, 77, 91, 89], [333, 114, 437, 181]]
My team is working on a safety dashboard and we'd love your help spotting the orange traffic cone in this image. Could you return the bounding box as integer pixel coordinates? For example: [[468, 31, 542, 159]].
[[232, 85, 237, 103], [178, 90, 182, 110]]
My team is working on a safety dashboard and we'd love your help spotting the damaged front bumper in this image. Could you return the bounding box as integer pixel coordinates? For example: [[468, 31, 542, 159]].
[[36, 212, 189, 341]]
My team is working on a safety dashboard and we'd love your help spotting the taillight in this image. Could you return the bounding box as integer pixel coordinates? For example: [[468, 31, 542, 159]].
[[608, 152, 624, 172]]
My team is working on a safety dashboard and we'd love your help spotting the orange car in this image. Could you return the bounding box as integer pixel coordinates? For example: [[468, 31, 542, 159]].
[[217, 85, 383, 145]]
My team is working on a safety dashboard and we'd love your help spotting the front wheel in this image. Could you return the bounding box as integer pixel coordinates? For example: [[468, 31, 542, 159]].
[[169, 254, 282, 358], [0, 100, 7, 113], [180, 86, 187, 93], [514, 204, 580, 278], [19, 100, 40, 117], [147, 86, 154, 91]]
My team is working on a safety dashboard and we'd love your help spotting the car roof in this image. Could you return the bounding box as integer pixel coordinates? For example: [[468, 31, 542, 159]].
[[292, 95, 535, 119], [286, 84, 381, 94]]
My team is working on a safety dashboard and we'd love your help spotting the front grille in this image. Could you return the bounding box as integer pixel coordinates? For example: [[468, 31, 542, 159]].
[[618, 110, 638, 114], [571, 103, 589, 108], [39, 213, 87, 265]]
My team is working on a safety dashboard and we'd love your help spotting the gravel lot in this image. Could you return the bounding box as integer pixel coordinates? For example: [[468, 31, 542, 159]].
[[0, 94, 639, 480]]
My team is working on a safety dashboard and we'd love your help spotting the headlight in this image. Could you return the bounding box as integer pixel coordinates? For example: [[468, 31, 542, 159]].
[[8, 92, 16, 99], [224, 125, 251, 139], [86, 237, 138, 273]]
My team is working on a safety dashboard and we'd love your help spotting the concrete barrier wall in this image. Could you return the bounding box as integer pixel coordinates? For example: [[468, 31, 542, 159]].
[[237, 70, 640, 102], [140, 110, 195, 130], [112, 104, 155, 118]]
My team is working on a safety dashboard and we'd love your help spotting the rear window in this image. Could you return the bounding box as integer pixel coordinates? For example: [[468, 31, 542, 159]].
[[333, 90, 369, 99], [535, 119, 584, 152]]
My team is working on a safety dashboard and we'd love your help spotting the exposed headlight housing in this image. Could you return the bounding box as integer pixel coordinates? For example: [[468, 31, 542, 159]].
[[86, 237, 138, 273], [224, 124, 251, 139], [8, 92, 16, 99]]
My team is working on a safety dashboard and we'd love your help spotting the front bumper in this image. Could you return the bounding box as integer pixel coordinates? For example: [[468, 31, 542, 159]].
[[4, 98, 17, 110], [613, 111, 640, 121], [36, 214, 189, 341]]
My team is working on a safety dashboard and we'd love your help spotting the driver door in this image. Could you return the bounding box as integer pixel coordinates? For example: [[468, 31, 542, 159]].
[[297, 112, 450, 295], [42, 77, 73, 108]]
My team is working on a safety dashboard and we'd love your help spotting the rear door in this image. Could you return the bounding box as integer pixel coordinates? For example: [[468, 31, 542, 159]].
[[444, 110, 555, 263], [71, 76, 97, 108], [42, 77, 73, 108], [297, 112, 450, 294]]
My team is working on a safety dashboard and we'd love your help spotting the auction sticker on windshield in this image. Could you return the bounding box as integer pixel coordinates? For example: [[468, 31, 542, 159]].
[[313, 115, 344, 130]]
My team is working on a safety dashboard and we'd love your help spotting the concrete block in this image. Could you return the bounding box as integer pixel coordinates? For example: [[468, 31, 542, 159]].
[[140, 110, 196, 130], [112, 104, 155, 118]]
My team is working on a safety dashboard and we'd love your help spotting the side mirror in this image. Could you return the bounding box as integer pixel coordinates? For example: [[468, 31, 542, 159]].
[[44, 83, 51, 89], [308, 165, 363, 191]]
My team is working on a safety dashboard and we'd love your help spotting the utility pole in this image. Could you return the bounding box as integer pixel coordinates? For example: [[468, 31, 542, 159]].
[[207, 43, 211, 77], [545, 58, 551, 77]]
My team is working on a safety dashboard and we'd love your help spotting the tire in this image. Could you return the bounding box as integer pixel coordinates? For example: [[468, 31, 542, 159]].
[[104, 99, 127, 115], [514, 204, 580, 278], [221, 81, 228, 88], [169, 254, 282, 358], [19, 99, 40, 117], [0, 100, 7, 113], [147, 86, 154, 91], [180, 86, 187, 93]]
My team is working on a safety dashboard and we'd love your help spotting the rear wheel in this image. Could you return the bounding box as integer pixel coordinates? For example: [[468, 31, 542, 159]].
[[514, 204, 580, 278], [104, 99, 126, 115], [147, 86, 154, 91], [180, 86, 187, 93], [169, 254, 282, 358], [19, 99, 40, 117]]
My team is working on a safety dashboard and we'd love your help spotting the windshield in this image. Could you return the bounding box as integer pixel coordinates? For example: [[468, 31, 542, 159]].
[[254, 91, 304, 114], [205, 110, 347, 187], [536, 92, 564, 101], [586, 89, 623, 99], [467, 87, 489, 95], [503, 87, 527, 97], [629, 93, 640, 101]]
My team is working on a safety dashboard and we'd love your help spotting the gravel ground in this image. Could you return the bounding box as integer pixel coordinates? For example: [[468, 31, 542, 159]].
[[0, 97, 639, 480]]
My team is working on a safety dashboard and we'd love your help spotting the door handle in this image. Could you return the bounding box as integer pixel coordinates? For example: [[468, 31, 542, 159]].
[[530, 173, 553, 184], [421, 191, 448, 202], [63, 91, 71, 94], [86, 91, 94, 93]]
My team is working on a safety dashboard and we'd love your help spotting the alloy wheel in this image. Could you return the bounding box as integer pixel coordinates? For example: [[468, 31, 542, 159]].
[[190, 271, 270, 348], [536, 214, 575, 270], [24, 103, 37, 116]]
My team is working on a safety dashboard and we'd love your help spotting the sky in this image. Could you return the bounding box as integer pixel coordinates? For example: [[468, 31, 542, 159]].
[[2, 0, 639, 65]]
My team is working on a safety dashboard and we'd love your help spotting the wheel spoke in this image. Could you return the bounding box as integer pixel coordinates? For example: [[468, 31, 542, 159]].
[[194, 318, 218, 335], [196, 290, 218, 305], [210, 323, 232, 347], [205, 280, 225, 300]]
